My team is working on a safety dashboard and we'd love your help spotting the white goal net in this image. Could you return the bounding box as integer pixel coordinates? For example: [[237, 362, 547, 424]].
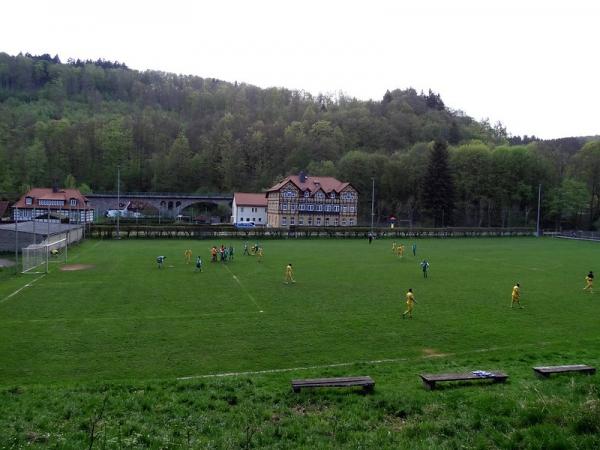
[[22, 237, 68, 274]]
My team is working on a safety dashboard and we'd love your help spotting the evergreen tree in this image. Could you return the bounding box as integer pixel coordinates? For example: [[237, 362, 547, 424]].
[[422, 140, 455, 226]]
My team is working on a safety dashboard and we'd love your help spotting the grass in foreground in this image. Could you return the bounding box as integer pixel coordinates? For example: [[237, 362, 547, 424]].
[[0, 237, 599, 447]]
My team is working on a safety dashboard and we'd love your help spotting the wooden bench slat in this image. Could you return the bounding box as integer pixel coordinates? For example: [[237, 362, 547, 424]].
[[533, 364, 596, 377], [291, 376, 374, 393], [420, 371, 508, 390]]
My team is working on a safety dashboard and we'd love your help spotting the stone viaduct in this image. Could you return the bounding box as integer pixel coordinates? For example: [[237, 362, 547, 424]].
[[86, 192, 233, 218]]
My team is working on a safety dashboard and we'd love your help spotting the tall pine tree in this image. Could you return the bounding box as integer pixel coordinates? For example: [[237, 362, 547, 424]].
[[422, 140, 455, 226]]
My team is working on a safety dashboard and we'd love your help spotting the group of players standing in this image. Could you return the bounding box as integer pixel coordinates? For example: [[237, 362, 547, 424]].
[[155, 241, 278, 275]]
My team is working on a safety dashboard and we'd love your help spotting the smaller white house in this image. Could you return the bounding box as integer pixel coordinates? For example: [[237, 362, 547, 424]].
[[231, 193, 268, 226]]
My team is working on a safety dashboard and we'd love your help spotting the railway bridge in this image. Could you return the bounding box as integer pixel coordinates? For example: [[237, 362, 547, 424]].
[[86, 192, 233, 218]]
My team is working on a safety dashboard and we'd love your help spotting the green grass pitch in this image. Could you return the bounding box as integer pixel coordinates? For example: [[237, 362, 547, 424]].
[[1, 237, 600, 448], [0, 237, 597, 385]]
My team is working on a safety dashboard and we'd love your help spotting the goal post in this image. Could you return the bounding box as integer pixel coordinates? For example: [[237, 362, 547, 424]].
[[21, 237, 68, 274]]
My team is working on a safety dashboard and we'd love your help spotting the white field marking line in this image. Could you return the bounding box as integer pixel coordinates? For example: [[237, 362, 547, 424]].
[[1, 310, 264, 324], [176, 340, 571, 381], [0, 274, 46, 305], [223, 264, 263, 312], [69, 240, 102, 262]]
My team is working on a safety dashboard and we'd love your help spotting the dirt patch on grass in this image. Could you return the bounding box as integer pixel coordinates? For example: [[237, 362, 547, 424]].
[[0, 258, 15, 268], [60, 264, 95, 272], [422, 348, 450, 358]]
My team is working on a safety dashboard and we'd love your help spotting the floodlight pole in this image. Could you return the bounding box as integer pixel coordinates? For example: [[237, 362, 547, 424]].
[[116, 164, 121, 239], [370, 177, 375, 232], [536, 183, 542, 237]]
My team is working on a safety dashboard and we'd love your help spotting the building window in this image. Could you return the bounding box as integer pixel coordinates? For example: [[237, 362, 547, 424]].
[[316, 217, 321, 226], [25, 197, 33, 205], [308, 204, 314, 211], [349, 219, 354, 225], [330, 192, 336, 199], [283, 190, 296, 198], [334, 205, 340, 212], [282, 217, 287, 226], [39, 199, 65, 207], [252, 217, 256, 221], [304, 191, 310, 198], [343, 206, 348, 213], [290, 217, 295, 225], [70, 199, 77, 206], [282, 204, 288, 211], [299, 204, 306, 211], [317, 205, 323, 212], [241, 207, 244, 212], [349, 206, 355, 213], [258, 218, 262, 222], [291, 204, 296, 211], [299, 217, 304, 225], [308, 217, 313, 226], [334, 218, 339, 226], [325, 217, 330, 225], [315, 192, 324, 200], [325, 205, 332, 212], [342, 219, 347, 226]]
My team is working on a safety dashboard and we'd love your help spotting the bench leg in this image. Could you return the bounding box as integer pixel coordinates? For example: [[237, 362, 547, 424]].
[[363, 384, 375, 394], [292, 387, 301, 393], [422, 380, 435, 390], [534, 371, 550, 379]]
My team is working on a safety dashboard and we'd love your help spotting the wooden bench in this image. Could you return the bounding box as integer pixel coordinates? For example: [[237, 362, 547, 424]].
[[291, 376, 374, 393], [420, 371, 508, 390], [533, 365, 596, 378]]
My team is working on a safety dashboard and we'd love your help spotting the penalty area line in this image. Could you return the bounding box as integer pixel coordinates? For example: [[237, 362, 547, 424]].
[[0, 274, 46, 305], [224, 265, 263, 313], [69, 240, 102, 262]]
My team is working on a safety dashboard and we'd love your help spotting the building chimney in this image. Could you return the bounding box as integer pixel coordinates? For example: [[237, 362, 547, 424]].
[[299, 171, 307, 183], [52, 182, 59, 193]]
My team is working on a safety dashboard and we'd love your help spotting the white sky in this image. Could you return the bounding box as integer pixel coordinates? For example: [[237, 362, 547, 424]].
[[2, 0, 599, 139]]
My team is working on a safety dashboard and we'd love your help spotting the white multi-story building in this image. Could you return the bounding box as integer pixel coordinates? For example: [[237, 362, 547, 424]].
[[266, 173, 358, 227], [231, 193, 268, 226]]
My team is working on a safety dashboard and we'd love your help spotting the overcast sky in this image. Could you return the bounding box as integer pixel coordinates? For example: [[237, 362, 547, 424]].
[[2, 0, 599, 139]]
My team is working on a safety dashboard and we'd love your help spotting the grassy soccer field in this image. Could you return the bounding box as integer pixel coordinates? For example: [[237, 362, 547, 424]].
[[1, 237, 599, 448]]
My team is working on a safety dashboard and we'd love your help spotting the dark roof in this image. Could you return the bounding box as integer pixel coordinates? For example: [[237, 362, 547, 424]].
[[0, 201, 9, 217], [267, 175, 354, 194]]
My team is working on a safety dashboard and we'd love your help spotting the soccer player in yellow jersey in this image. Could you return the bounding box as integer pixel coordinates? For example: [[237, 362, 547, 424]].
[[399, 244, 405, 257], [256, 246, 264, 262], [511, 283, 522, 308], [184, 249, 192, 264], [403, 288, 416, 319], [392, 242, 397, 253], [583, 271, 594, 293], [284, 263, 296, 284]]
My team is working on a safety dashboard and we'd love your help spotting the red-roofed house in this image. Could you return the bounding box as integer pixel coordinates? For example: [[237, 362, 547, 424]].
[[266, 172, 358, 227], [12, 187, 94, 223], [232, 193, 268, 225]]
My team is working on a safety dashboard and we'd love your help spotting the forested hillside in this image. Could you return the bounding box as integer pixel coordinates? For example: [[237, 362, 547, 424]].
[[0, 52, 599, 228]]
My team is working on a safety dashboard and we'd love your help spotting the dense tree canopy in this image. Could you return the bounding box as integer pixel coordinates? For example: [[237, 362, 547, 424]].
[[0, 52, 599, 228]]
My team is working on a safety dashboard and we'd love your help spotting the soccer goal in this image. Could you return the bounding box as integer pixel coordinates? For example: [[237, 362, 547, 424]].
[[22, 237, 68, 274]]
